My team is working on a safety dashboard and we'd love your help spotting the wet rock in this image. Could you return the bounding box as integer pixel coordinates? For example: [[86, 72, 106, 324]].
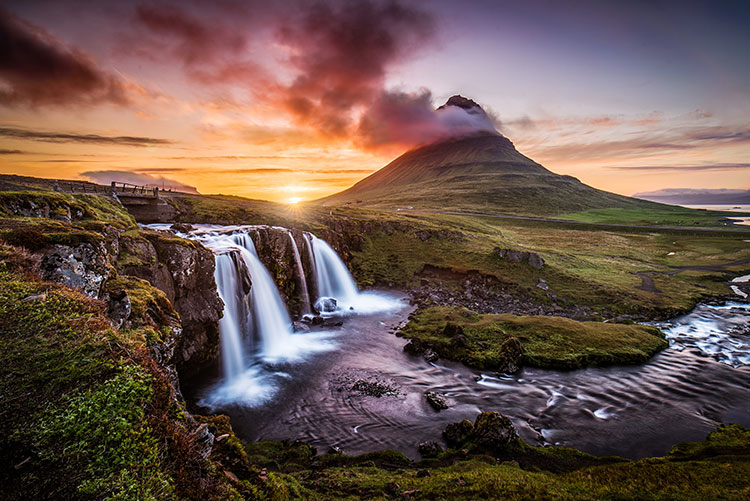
[[471, 412, 518, 450], [311, 315, 325, 325], [537, 278, 549, 291], [330, 368, 401, 398], [170, 223, 194, 233], [443, 419, 474, 448], [314, 297, 338, 313], [293, 321, 311, 332], [417, 441, 443, 458], [425, 391, 449, 411], [42, 242, 109, 298], [107, 289, 132, 328], [403, 338, 428, 356], [327, 445, 343, 455], [497, 337, 523, 374], [416, 469, 431, 478], [423, 348, 439, 363]]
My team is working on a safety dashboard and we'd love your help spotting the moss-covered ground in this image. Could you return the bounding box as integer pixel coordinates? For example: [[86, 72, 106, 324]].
[[240, 423, 750, 500], [399, 306, 668, 370]]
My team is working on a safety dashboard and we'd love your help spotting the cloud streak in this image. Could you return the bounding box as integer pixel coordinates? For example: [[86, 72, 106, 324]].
[[611, 163, 750, 171], [81, 170, 199, 193], [0, 127, 172, 146], [0, 8, 131, 108]]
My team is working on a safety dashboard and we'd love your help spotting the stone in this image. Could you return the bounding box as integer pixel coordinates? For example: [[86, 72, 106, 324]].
[[107, 289, 132, 329], [425, 391, 449, 411], [314, 297, 338, 313], [537, 278, 550, 291], [42, 243, 109, 298], [311, 315, 325, 325], [471, 412, 518, 451], [293, 321, 311, 332], [417, 441, 443, 458], [443, 419, 474, 448], [416, 469, 431, 478], [423, 348, 439, 363], [403, 339, 427, 356], [497, 337, 523, 374], [327, 445, 343, 454], [170, 223, 195, 233], [493, 247, 544, 269]]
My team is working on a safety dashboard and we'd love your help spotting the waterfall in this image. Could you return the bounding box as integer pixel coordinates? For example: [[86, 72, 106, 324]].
[[309, 235, 359, 307], [231, 233, 295, 360], [288, 232, 311, 314], [144, 222, 398, 408], [303, 233, 318, 298], [213, 250, 248, 380]]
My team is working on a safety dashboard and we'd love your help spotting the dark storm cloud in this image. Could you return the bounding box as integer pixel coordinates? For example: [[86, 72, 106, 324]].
[[133, 2, 268, 85], [275, 0, 435, 136], [0, 8, 130, 107], [0, 126, 172, 146]]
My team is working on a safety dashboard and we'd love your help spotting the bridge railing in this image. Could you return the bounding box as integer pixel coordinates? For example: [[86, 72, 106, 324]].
[[109, 182, 159, 197]]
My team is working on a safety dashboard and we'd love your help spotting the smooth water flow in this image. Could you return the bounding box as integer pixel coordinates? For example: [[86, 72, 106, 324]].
[[231, 234, 295, 360], [288, 232, 311, 314], [213, 251, 248, 379], [310, 235, 359, 306]]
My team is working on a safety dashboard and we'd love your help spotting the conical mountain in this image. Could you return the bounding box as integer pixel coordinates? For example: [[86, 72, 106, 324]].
[[319, 96, 659, 216]]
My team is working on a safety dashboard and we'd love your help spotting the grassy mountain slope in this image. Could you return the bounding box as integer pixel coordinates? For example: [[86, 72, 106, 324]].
[[317, 132, 665, 216]]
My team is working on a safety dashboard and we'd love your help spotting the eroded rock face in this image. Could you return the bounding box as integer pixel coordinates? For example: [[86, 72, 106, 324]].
[[41, 243, 109, 298], [135, 231, 224, 371]]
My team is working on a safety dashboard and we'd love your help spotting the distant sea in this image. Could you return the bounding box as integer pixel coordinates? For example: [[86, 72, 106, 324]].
[[683, 204, 750, 226]]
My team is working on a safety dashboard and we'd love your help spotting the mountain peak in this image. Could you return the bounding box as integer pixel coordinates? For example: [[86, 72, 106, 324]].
[[439, 95, 484, 111]]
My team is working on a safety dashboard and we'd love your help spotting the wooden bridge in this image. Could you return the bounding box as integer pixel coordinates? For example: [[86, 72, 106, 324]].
[[54, 180, 161, 198], [53, 179, 176, 222]]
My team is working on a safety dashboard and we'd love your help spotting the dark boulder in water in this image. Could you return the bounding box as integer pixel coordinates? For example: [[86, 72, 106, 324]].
[[443, 412, 518, 453], [425, 391, 449, 411], [443, 419, 474, 448]]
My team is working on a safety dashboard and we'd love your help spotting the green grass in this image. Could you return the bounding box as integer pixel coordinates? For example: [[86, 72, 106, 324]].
[[282, 423, 750, 500], [399, 306, 668, 370], [561, 206, 750, 227]]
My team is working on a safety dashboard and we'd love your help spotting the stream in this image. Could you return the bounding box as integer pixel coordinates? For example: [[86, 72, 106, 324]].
[[163, 224, 750, 460], [187, 296, 750, 461]]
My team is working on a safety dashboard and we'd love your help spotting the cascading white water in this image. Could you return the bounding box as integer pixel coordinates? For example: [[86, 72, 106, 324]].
[[145, 223, 395, 408], [230, 233, 295, 360], [213, 251, 248, 380], [288, 232, 311, 314], [310, 235, 359, 306]]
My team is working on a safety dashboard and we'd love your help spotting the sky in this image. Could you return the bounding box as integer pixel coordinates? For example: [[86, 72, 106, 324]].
[[0, 0, 748, 203]]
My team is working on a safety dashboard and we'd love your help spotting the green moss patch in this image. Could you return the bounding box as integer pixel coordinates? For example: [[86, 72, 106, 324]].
[[400, 306, 668, 370]]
